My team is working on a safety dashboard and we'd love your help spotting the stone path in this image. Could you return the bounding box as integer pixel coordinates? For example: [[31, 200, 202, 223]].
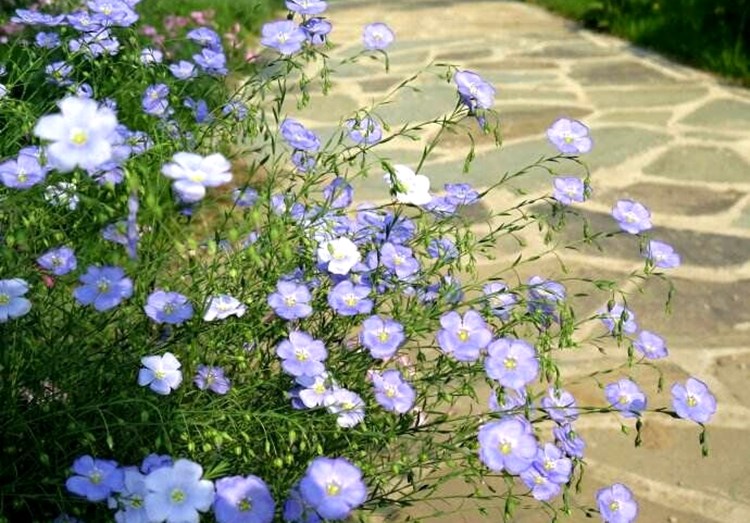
[[282, 0, 750, 521]]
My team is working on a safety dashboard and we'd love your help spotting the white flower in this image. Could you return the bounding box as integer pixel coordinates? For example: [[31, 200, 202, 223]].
[[33, 96, 118, 172], [144, 459, 215, 523], [137, 353, 182, 395], [44, 181, 79, 210], [203, 294, 246, 321], [384, 164, 431, 206], [317, 237, 361, 275], [161, 152, 232, 203]]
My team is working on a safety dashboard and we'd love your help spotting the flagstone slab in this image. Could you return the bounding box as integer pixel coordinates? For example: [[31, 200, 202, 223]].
[[572, 61, 678, 86], [585, 127, 670, 169], [466, 59, 559, 71], [588, 86, 708, 108], [585, 423, 750, 504], [628, 276, 750, 348], [598, 109, 672, 126], [643, 145, 750, 184], [500, 88, 580, 102], [680, 98, 750, 131], [732, 204, 750, 229], [714, 352, 750, 407], [425, 140, 586, 193], [521, 42, 620, 59], [600, 182, 746, 216], [538, 206, 750, 267]]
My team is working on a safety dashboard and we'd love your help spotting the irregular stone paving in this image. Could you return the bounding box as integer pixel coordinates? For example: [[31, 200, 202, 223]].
[[282, 1, 750, 521]]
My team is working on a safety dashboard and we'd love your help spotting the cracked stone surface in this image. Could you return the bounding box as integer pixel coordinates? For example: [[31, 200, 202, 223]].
[[278, 0, 750, 520]]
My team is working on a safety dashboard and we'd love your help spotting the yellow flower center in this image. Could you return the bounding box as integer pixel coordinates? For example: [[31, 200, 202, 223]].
[[499, 441, 512, 455], [344, 294, 358, 307], [618, 395, 629, 405], [686, 394, 698, 407], [89, 470, 102, 485], [17, 170, 27, 182], [163, 303, 175, 315], [563, 134, 573, 144], [131, 495, 143, 508], [314, 382, 326, 394], [284, 296, 297, 307], [543, 459, 554, 471], [238, 497, 252, 511], [377, 331, 389, 343], [385, 386, 396, 398], [295, 349, 308, 361], [504, 357, 517, 370], [342, 401, 355, 410], [154, 370, 166, 380], [457, 329, 469, 342], [0, 293, 9, 305], [170, 488, 186, 503], [326, 482, 340, 496], [189, 171, 206, 183], [70, 129, 88, 146], [393, 254, 404, 266], [97, 280, 110, 293], [534, 475, 544, 485], [609, 501, 620, 512]]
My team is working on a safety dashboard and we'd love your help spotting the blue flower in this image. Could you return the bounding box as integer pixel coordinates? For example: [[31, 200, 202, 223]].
[[302, 17, 332, 45], [169, 60, 197, 80], [261, 20, 307, 55], [37, 246, 77, 276], [73, 265, 133, 311], [454, 70, 495, 110], [328, 280, 373, 316], [214, 475, 275, 523], [362, 22, 394, 50], [299, 458, 366, 520], [143, 459, 215, 521], [372, 369, 415, 413], [345, 116, 382, 145], [287, 0, 327, 15], [280, 118, 320, 152], [268, 280, 313, 320], [0, 279, 32, 322], [360, 315, 405, 359], [65, 455, 124, 502], [0, 152, 46, 189], [276, 331, 327, 377], [193, 48, 227, 76], [144, 290, 193, 325], [187, 27, 222, 49], [142, 84, 170, 117], [596, 483, 638, 523]]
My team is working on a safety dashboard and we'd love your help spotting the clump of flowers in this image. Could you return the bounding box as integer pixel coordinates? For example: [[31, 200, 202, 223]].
[[0, 1, 716, 523]]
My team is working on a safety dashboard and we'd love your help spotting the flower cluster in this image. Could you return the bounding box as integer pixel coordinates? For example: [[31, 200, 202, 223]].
[[65, 453, 365, 523], [0, 1, 718, 522]]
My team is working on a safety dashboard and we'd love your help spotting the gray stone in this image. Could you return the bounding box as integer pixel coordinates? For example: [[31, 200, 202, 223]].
[[522, 42, 619, 59], [586, 127, 671, 169], [465, 59, 558, 71], [600, 182, 745, 216], [572, 61, 678, 85], [588, 87, 708, 108], [732, 204, 750, 229], [434, 48, 494, 62], [374, 80, 458, 124], [600, 109, 672, 126], [586, 424, 750, 505], [643, 145, 750, 183], [715, 353, 750, 407], [359, 77, 399, 93], [499, 105, 593, 140], [500, 88, 580, 102], [681, 99, 750, 131], [291, 94, 361, 123], [425, 139, 587, 193], [536, 206, 750, 268]]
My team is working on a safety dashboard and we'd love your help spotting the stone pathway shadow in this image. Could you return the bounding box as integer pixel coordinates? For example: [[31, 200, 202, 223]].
[[285, 0, 750, 521]]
